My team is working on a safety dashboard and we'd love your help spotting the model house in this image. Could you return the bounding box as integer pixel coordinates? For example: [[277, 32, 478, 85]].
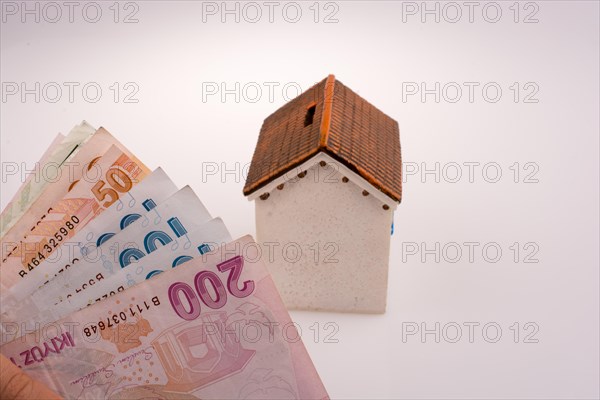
[[244, 75, 402, 313]]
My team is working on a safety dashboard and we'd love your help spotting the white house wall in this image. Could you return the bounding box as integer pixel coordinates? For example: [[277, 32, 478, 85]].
[[255, 158, 394, 313]]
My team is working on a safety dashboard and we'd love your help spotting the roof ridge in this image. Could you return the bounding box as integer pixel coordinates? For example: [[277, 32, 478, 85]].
[[318, 74, 335, 149]]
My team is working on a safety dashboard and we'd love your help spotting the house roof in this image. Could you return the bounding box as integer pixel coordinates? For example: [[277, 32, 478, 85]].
[[243, 75, 402, 202]]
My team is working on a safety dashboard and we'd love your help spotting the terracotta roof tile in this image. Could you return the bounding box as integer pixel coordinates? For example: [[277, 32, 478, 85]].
[[243, 75, 402, 202]]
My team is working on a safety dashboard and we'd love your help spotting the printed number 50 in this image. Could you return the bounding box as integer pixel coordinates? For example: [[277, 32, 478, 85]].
[[92, 167, 133, 208]]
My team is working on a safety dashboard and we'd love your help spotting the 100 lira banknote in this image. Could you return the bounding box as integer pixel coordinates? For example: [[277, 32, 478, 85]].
[[11, 186, 211, 323]]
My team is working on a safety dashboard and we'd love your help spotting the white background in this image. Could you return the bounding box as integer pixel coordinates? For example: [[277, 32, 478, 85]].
[[1, 1, 599, 398]]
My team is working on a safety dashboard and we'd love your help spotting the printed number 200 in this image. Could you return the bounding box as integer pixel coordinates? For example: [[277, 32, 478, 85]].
[[168, 256, 255, 321]]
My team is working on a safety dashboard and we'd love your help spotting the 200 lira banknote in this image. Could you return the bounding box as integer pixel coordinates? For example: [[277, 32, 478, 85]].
[[1, 236, 329, 400]]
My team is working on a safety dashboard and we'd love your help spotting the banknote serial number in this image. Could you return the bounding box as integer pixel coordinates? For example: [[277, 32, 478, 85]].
[[19, 215, 80, 277], [83, 296, 161, 337]]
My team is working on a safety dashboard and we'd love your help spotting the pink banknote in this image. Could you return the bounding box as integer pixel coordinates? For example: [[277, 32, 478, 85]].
[[1, 236, 329, 400]]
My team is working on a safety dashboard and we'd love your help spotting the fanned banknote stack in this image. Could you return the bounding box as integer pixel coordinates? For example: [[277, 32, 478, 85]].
[[0, 122, 328, 399]]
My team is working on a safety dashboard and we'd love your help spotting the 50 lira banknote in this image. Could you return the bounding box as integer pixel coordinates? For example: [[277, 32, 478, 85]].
[[1, 144, 150, 293], [0, 167, 178, 315]]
